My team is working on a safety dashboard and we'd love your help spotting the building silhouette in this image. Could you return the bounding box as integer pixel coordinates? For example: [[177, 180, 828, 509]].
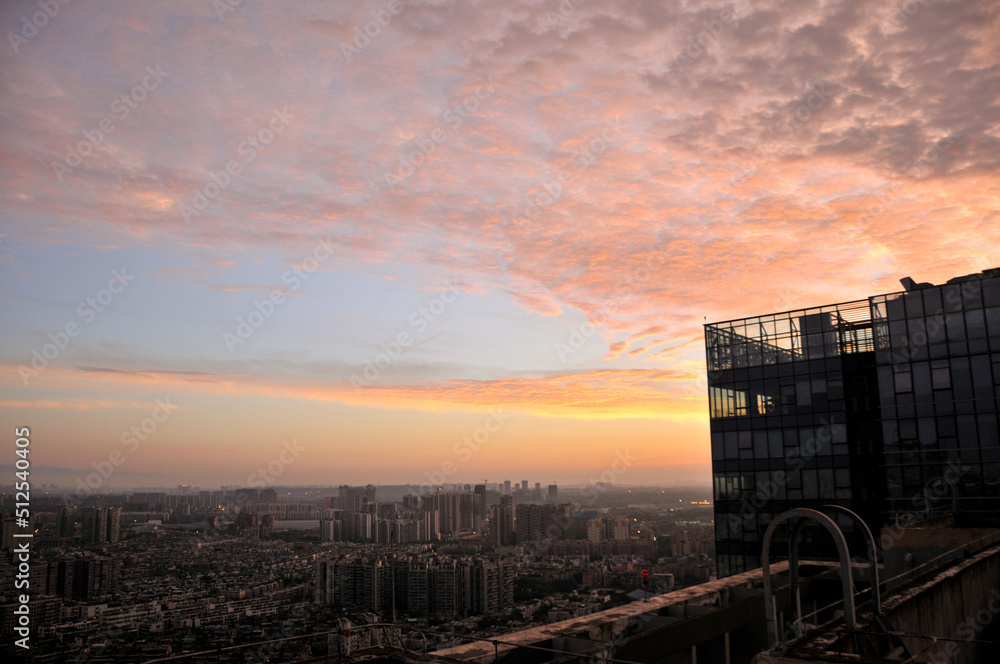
[[81, 506, 120, 544], [315, 554, 514, 619], [490, 495, 515, 546], [705, 268, 1000, 576]]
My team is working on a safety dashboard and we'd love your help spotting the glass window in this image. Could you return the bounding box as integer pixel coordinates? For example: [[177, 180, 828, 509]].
[[753, 431, 768, 457], [918, 418, 936, 446], [724, 432, 738, 458], [710, 387, 749, 418], [946, 311, 966, 340], [738, 431, 752, 449], [796, 380, 812, 406], [913, 362, 931, 397], [894, 370, 912, 393], [924, 288, 943, 314], [835, 468, 851, 488], [958, 414, 978, 448], [967, 310, 987, 338], [932, 364, 951, 389], [818, 469, 835, 499], [802, 470, 818, 499], [928, 313, 948, 343], [960, 280, 984, 309], [978, 413, 998, 449], [987, 307, 1000, 336], [890, 320, 908, 347], [943, 284, 963, 312], [828, 378, 844, 399], [971, 355, 993, 391], [768, 431, 783, 457], [906, 292, 925, 318], [984, 280, 1000, 307], [831, 423, 847, 444]]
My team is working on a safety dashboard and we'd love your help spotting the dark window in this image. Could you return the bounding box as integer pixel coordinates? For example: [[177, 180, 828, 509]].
[[966, 310, 986, 338], [894, 369, 912, 393], [932, 363, 951, 389]]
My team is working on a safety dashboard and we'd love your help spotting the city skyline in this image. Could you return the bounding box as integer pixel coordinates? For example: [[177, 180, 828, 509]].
[[2, 0, 999, 490]]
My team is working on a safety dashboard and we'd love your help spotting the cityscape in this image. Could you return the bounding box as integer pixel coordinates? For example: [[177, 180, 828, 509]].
[[3, 0, 1000, 663]]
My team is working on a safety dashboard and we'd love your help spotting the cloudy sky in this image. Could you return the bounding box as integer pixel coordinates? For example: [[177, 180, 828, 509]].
[[1, 0, 998, 491]]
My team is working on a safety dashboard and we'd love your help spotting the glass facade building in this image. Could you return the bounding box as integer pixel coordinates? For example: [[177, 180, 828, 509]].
[[705, 269, 1000, 577]]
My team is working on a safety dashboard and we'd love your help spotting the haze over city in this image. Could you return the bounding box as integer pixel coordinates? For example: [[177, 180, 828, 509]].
[[2, 0, 999, 489]]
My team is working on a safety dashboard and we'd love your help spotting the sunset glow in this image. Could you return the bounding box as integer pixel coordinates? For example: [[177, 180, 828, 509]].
[[1, 0, 998, 489]]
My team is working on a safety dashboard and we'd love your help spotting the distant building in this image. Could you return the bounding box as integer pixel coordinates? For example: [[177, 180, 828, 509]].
[[587, 518, 603, 543], [58, 506, 77, 538], [81, 506, 119, 544], [515, 503, 572, 541], [490, 495, 515, 546], [473, 484, 487, 531], [316, 554, 514, 619]]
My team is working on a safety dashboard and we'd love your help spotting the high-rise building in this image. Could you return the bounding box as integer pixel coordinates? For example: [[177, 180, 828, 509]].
[[586, 518, 603, 543], [547, 483, 558, 503], [515, 503, 571, 541], [82, 506, 108, 544], [58, 506, 77, 538], [610, 515, 630, 541], [490, 495, 515, 546], [1, 513, 16, 551], [705, 268, 1000, 577], [473, 484, 487, 531], [316, 554, 512, 619], [105, 506, 121, 543]]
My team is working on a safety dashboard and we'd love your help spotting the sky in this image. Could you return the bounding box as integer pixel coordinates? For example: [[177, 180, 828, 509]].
[[1, 0, 998, 491]]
